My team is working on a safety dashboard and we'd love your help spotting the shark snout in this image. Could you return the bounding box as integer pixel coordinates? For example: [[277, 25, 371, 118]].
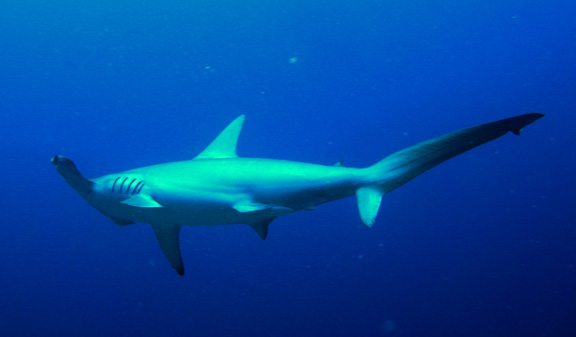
[[51, 155, 94, 199], [51, 155, 77, 169], [51, 155, 64, 166]]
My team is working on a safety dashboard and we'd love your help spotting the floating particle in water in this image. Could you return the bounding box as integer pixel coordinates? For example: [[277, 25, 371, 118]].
[[380, 320, 397, 334], [289, 57, 298, 63]]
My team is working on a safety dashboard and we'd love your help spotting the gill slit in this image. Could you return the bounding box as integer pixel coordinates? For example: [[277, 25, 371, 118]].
[[119, 177, 128, 193], [112, 177, 121, 192]]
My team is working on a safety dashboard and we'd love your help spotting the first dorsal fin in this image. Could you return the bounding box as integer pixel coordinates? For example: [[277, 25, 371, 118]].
[[195, 115, 245, 159]]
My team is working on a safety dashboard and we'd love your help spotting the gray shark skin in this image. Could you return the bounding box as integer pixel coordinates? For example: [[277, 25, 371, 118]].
[[52, 113, 544, 275]]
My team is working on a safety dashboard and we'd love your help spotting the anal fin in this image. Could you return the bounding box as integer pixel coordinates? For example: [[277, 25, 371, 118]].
[[150, 224, 184, 276], [356, 186, 385, 228]]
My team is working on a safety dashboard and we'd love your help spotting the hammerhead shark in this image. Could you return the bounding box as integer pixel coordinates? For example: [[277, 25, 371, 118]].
[[52, 113, 543, 275]]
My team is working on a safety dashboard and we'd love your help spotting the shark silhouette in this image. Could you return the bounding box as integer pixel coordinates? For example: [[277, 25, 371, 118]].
[[52, 113, 544, 275]]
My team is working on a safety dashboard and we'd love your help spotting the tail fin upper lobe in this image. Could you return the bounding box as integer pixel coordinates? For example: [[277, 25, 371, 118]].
[[356, 113, 544, 227]]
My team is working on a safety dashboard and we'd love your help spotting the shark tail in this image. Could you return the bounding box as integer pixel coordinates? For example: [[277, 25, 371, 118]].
[[356, 113, 544, 227], [51, 155, 94, 200]]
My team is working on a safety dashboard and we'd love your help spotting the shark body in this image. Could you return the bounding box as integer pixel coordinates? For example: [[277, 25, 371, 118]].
[[53, 113, 544, 275]]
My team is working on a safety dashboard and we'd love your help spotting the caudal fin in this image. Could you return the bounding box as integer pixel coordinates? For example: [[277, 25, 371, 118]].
[[356, 113, 544, 227]]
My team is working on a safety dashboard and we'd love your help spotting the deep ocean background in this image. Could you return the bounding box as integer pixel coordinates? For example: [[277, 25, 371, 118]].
[[1, 1, 575, 336]]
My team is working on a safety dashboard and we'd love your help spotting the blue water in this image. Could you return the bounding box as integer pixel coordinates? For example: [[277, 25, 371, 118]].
[[1, 1, 574, 336]]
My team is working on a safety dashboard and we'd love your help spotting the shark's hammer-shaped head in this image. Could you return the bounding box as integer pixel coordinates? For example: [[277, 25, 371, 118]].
[[51, 155, 94, 200]]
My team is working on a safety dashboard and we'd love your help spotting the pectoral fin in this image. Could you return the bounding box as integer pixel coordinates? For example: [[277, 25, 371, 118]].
[[109, 217, 135, 226], [150, 224, 184, 276], [121, 194, 164, 208], [234, 201, 270, 213], [248, 217, 277, 240]]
